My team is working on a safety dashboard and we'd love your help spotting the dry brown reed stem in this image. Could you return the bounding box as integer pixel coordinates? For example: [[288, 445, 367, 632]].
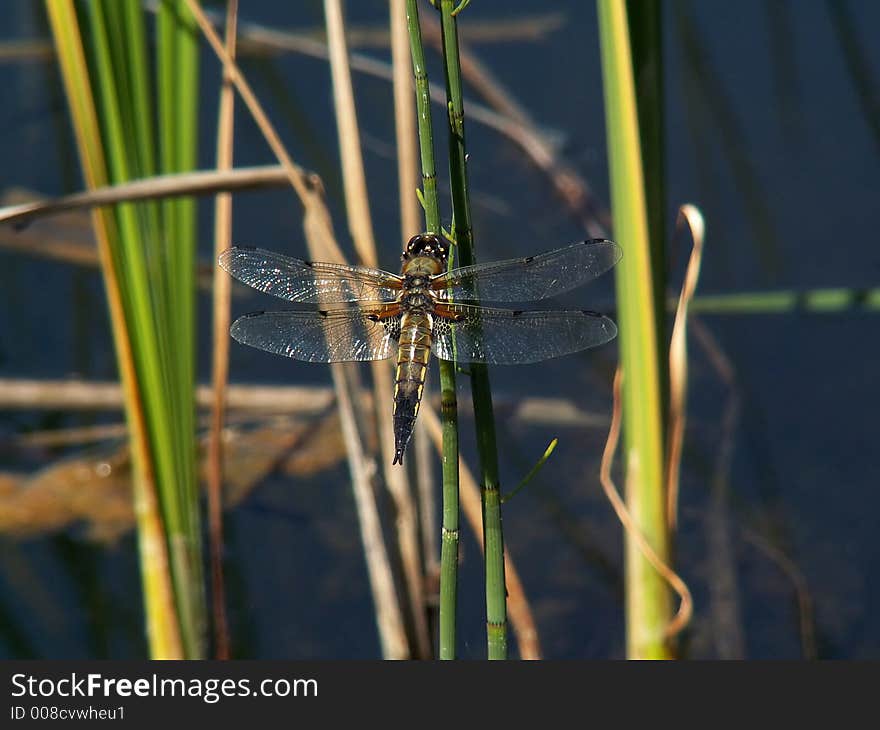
[[0, 228, 103, 267], [183, 0, 409, 659], [0, 378, 609, 427], [0, 14, 561, 66], [183, 0, 324, 210], [323, 0, 376, 266], [390, 0, 438, 581], [16, 409, 284, 448], [0, 39, 55, 62], [665, 204, 705, 531], [315, 215, 411, 660], [390, 1, 421, 241], [324, 0, 428, 659], [238, 14, 565, 51], [418, 403, 542, 660], [0, 166, 304, 227], [206, 0, 238, 662], [0, 379, 333, 413], [17, 422, 132, 447], [600, 369, 693, 641]]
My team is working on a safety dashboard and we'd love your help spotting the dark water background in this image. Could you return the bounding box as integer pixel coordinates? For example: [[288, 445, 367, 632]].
[[0, 0, 878, 658]]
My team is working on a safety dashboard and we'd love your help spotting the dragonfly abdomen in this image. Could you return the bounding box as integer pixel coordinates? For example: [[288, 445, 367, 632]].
[[392, 312, 433, 465]]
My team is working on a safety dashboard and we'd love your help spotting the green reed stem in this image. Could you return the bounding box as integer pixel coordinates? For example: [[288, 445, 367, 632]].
[[438, 0, 506, 660], [157, 0, 203, 658], [405, 0, 459, 660], [76, 0, 204, 657], [598, 0, 671, 659], [627, 0, 667, 424], [688, 287, 880, 314], [45, 0, 184, 659]]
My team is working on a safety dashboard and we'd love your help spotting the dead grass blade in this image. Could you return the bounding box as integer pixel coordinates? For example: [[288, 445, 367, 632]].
[[665, 204, 705, 531], [600, 369, 693, 641]]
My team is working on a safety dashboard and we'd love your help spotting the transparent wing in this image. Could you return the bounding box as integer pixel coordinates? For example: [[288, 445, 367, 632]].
[[219, 246, 403, 303], [431, 303, 617, 365], [431, 239, 621, 302], [230, 305, 399, 363]]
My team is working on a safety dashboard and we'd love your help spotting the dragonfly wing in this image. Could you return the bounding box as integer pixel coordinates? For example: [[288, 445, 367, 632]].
[[230, 305, 400, 363], [219, 246, 403, 303], [431, 239, 621, 302], [431, 303, 617, 365]]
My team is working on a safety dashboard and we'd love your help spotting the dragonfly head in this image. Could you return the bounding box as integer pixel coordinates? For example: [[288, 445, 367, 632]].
[[402, 233, 449, 265]]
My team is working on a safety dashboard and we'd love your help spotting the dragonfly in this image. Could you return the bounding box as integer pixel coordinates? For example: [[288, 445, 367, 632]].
[[219, 234, 621, 465]]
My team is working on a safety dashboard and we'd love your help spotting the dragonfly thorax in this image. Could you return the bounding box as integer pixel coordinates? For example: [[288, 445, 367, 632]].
[[400, 260, 440, 312], [405, 274, 428, 288], [400, 291, 433, 311], [402, 253, 444, 278]]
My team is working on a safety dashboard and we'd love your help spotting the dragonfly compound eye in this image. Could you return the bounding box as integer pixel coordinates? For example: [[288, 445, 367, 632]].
[[404, 233, 450, 261]]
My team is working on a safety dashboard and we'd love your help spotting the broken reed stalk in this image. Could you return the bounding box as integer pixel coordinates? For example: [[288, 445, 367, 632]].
[[0, 166, 304, 227]]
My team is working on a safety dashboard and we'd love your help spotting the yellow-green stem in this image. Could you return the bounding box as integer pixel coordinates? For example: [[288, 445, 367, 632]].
[[598, 0, 671, 659], [44, 0, 185, 658]]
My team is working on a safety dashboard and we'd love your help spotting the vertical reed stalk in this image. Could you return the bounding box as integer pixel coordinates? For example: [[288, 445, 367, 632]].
[[626, 0, 666, 342], [157, 0, 205, 660], [597, 0, 671, 659], [391, 0, 439, 616], [418, 404, 543, 659], [438, 0, 507, 660], [323, 0, 429, 659], [405, 0, 460, 659], [207, 0, 238, 660]]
